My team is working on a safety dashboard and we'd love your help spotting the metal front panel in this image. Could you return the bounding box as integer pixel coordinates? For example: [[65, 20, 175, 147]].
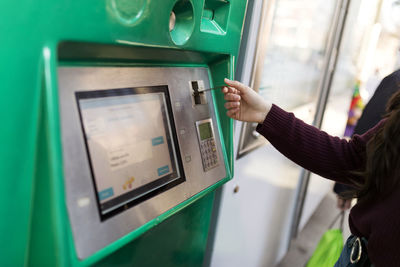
[[58, 67, 227, 259]]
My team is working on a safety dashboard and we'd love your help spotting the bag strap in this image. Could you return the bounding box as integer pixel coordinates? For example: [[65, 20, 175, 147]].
[[328, 211, 345, 232], [339, 211, 344, 232]]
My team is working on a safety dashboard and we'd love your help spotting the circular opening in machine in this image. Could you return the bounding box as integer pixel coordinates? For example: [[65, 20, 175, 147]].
[[170, 0, 194, 45]]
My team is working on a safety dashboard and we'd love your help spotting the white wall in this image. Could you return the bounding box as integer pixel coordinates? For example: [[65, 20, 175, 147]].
[[211, 123, 302, 267]]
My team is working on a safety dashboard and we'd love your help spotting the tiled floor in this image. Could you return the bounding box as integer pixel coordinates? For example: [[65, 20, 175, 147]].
[[276, 191, 351, 267]]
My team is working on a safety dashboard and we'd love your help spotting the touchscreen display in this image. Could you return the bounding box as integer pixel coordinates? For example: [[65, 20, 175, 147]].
[[76, 86, 184, 219]]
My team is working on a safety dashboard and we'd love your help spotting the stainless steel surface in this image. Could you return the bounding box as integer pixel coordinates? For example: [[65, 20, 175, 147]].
[[58, 67, 227, 259]]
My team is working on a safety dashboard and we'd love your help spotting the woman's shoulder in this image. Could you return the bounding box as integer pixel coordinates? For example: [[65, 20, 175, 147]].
[[352, 119, 385, 146]]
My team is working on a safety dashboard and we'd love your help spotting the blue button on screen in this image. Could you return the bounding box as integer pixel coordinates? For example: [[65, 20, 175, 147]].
[[152, 136, 164, 146], [157, 165, 170, 176], [98, 187, 114, 201]]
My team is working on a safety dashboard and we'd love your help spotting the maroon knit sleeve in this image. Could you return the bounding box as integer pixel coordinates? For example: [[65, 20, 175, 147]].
[[256, 104, 381, 185]]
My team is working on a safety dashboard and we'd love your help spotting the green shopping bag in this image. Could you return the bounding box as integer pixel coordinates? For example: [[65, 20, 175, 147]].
[[306, 212, 345, 267]]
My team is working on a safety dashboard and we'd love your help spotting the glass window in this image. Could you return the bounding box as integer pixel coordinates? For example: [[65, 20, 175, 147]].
[[258, 0, 337, 116]]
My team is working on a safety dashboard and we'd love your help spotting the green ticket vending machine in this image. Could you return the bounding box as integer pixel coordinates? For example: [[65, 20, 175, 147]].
[[0, 0, 247, 266]]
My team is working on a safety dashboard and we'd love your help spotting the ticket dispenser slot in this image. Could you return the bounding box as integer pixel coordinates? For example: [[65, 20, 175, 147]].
[[191, 80, 207, 105]]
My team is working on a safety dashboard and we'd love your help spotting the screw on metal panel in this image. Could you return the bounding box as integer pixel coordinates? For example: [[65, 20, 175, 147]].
[[233, 185, 239, 193]]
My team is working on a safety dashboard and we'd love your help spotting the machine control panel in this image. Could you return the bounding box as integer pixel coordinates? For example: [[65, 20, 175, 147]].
[[58, 66, 227, 259], [196, 119, 219, 171]]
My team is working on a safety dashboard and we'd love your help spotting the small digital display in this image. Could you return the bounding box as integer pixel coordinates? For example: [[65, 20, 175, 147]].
[[199, 122, 213, 140], [76, 86, 185, 220]]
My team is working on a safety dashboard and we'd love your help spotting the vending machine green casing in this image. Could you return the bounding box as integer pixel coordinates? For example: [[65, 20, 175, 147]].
[[0, 0, 247, 266]]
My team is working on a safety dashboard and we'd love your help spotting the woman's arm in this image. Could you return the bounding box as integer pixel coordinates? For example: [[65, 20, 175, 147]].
[[257, 104, 379, 185], [222, 79, 381, 186]]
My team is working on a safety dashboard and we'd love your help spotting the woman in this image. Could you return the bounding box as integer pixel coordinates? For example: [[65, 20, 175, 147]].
[[222, 78, 400, 267], [334, 69, 400, 211]]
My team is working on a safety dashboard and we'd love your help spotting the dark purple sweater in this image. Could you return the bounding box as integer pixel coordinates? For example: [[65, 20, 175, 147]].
[[256, 104, 400, 267]]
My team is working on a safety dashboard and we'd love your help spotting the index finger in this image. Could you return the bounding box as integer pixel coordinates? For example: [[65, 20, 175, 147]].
[[222, 86, 239, 95]]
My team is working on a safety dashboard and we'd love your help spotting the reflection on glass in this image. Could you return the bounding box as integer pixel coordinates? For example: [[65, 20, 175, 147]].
[[329, 0, 380, 100], [237, 0, 338, 158], [259, 0, 336, 111], [323, 0, 399, 135]]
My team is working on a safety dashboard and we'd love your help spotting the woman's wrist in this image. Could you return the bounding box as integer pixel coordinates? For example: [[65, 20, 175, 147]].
[[257, 102, 272, 124]]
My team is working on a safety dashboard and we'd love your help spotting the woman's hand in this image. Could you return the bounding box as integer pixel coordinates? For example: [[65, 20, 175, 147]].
[[222, 78, 272, 124], [337, 197, 352, 211]]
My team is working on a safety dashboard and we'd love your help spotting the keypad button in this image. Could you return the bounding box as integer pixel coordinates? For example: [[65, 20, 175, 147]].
[[199, 137, 218, 171]]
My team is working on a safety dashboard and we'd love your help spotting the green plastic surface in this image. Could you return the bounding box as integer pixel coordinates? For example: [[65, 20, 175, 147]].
[[0, 0, 247, 266]]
